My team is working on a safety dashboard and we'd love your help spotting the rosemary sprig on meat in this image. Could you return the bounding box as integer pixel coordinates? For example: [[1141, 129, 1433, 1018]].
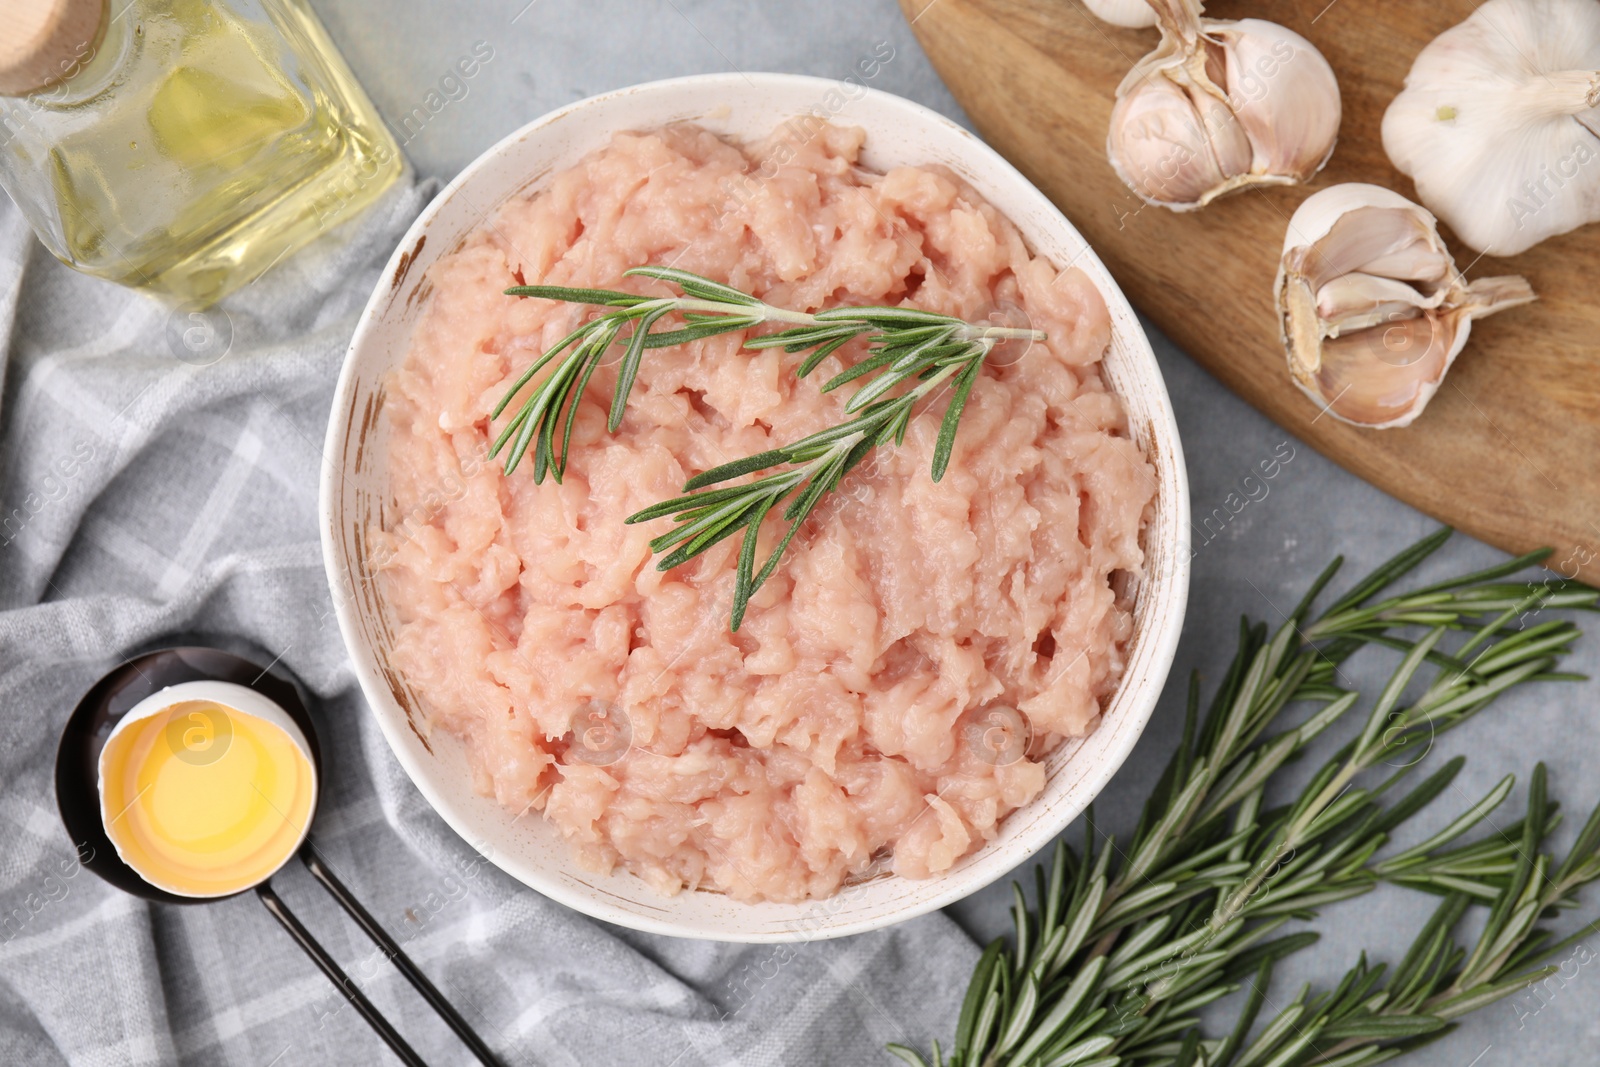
[[491, 266, 1044, 630], [888, 530, 1600, 1067]]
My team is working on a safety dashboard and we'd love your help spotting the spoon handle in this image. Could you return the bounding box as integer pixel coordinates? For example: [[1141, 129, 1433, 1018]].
[[256, 882, 430, 1067], [299, 842, 505, 1067]]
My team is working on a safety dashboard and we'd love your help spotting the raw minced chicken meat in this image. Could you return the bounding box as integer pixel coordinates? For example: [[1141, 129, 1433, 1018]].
[[374, 121, 1155, 903]]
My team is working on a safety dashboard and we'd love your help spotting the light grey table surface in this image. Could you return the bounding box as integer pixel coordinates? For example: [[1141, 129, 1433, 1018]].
[[23, 0, 1600, 1063]]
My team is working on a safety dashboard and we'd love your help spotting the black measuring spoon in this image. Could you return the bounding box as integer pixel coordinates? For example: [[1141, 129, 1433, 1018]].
[[55, 640, 503, 1067]]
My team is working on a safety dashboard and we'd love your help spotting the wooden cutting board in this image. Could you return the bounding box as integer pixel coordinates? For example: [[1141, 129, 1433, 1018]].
[[900, 0, 1600, 582]]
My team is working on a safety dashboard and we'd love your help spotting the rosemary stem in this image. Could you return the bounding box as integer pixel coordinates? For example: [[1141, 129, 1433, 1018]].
[[909, 357, 972, 399], [669, 296, 1045, 341], [799, 431, 864, 482], [767, 359, 962, 500], [671, 296, 820, 326], [1208, 757, 1366, 933]]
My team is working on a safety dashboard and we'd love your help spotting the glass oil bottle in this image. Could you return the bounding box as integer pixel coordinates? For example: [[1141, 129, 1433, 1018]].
[[0, 0, 404, 306]]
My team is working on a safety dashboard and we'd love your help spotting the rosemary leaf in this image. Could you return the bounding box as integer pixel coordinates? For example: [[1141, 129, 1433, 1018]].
[[610, 305, 670, 431], [624, 264, 761, 305], [503, 283, 648, 306], [682, 449, 795, 491], [933, 359, 983, 482]]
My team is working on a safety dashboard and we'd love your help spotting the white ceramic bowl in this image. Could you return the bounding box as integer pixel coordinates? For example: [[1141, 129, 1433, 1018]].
[[321, 73, 1190, 942]]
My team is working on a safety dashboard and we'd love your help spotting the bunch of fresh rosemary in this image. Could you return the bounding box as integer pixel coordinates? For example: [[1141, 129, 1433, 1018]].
[[490, 267, 1044, 629], [889, 530, 1600, 1067]]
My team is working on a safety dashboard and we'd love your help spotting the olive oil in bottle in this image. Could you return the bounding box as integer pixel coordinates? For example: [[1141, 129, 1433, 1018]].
[[0, 0, 403, 305]]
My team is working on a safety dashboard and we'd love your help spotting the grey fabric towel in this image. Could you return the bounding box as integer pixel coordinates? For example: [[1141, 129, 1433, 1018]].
[[0, 180, 973, 1066]]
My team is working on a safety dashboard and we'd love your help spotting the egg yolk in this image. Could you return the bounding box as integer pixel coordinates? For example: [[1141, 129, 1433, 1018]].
[[100, 701, 314, 897]]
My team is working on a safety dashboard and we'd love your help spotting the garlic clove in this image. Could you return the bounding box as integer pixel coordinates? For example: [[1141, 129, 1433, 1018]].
[[1083, 0, 1159, 29], [1107, 77, 1245, 208], [1382, 0, 1600, 256], [1107, 0, 1343, 211], [1284, 206, 1442, 292], [1276, 183, 1535, 429], [1310, 315, 1453, 427], [1315, 272, 1441, 335], [1348, 233, 1453, 289], [1217, 19, 1342, 180]]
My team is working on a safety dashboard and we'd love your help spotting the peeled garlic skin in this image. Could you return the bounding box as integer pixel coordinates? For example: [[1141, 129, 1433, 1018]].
[[1275, 184, 1536, 429], [1382, 0, 1600, 256], [1084, 0, 1159, 29]]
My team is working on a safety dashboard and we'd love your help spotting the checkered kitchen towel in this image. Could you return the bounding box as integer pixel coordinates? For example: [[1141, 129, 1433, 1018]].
[[0, 178, 975, 1065]]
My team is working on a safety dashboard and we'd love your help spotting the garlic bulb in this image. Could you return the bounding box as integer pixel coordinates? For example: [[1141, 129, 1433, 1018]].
[[1084, 0, 1159, 29], [1275, 184, 1536, 428], [1382, 0, 1600, 257], [1108, 0, 1341, 211]]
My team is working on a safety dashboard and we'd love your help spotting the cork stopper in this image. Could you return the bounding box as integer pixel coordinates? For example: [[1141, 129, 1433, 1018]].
[[0, 0, 107, 96]]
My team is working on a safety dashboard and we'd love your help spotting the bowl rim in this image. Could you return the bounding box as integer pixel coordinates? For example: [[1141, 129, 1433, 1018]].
[[321, 71, 1190, 941]]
